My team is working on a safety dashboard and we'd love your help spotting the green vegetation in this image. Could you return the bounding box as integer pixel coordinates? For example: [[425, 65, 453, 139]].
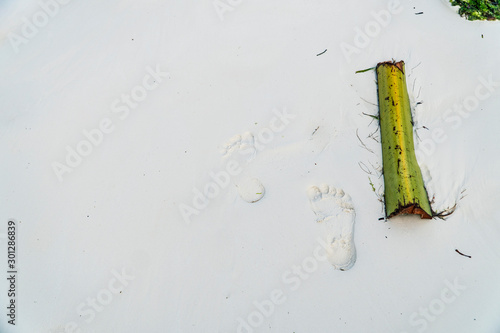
[[450, 0, 500, 20], [376, 61, 433, 219]]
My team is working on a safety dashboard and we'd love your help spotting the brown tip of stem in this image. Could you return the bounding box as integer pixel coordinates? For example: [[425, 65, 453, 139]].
[[376, 60, 405, 74], [388, 203, 432, 219]]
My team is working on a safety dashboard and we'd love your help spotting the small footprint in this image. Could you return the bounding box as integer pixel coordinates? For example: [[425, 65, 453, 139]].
[[221, 132, 265, 203], [308, 185, 356, 271], [221, 132, 256, 161]]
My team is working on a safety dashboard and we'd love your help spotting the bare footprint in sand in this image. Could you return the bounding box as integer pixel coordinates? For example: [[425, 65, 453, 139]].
[[308, 185, 356, 271], [221, 132, 265, 203], [221, 132, 256, 161]]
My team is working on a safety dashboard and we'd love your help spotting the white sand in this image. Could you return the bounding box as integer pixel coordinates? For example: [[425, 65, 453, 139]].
[[1, 0, 500, 332]]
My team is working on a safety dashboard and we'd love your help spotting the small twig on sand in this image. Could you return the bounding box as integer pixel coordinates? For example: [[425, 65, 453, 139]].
[[455, 249, 471, 258], [368, 127, 380, 142], [311, 126, 319, 136], [369, 161, 382, 174], [355, 67, 376, 74], [360, 97, 378, 107], [411, 62, 422, 72], [356, 129, 374, 153], [433, 203, 457, 219], [362, 112, 379, 120], [316, 49, 327, 56], [358, 161, 372, 175]]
